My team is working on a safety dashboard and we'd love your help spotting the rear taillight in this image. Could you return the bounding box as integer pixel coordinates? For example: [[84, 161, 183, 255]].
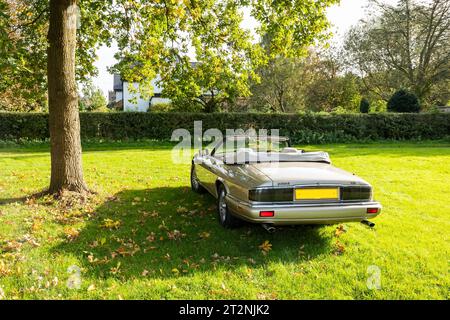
[[260, 211, 275, 217], [341, 186, 372, 201], [249, 188, 293, 202], [367, 208, 379, 214]]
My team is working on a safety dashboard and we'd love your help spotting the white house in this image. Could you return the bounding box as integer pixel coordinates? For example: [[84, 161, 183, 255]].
[[113, 74, 171, 112], [437, 105, 450, 113]]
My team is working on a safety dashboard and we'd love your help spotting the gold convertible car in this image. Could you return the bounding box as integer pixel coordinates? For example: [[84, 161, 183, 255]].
[[191, 135, 381, 231]]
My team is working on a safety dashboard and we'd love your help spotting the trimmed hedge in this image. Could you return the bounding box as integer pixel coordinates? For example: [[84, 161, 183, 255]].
[[1, 112, 449, 144]]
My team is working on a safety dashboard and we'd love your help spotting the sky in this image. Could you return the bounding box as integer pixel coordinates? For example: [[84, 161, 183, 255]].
[[92, 0, 397, 98]]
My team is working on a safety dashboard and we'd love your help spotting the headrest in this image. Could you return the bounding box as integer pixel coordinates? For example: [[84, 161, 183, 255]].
[[281, 147, 300, 154]]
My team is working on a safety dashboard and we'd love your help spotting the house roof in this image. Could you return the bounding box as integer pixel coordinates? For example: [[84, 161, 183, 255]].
[[113, 74, 123, 91]]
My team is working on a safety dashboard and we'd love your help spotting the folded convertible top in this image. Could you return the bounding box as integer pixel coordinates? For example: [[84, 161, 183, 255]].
[[221, 150, 331, 164]]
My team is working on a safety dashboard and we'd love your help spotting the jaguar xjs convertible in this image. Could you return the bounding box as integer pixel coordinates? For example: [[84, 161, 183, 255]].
[[191, 135, 381, 231]]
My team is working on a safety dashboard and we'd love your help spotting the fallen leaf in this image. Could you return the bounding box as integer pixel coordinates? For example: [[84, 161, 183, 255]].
[[150, 211, 159, 217], [333, 240, 346, 255], [52, 277, 59, 287], [107, 195, 118, 202], [167, 230, 185, 240], [198, 232, 210, 239], [211, 253, 220, 259], [259, 240, 272, 255], [0, 260, 12, 276], [334, 224, 347, 238], [256, 292, 277, 300], [176, 206, 188, 214], [1, 240, 22, 252], [298, 244, 305, 256], [64, 227, 80, 242], [100, 219, 121, 230], [24, 198, 35, 207], [158, 222, 168, 231], [146, 233, 156, 242], [110, 262, 121, 275], [87, 253, 98, 263]]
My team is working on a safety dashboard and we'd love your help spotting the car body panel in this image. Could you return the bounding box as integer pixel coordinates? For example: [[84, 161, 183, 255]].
[[192, 137, 382, 226], [250, 162, 369, 187], [226, 195, 381, 226]]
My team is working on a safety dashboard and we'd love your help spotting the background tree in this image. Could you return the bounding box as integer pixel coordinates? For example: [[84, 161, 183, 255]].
[[344, 0, 450, 107], [79, 81, 108, 112], [0, 0, 48, 111], [387, 89, 421, 112], [249, 48, 362, 113], [0, 0, 111, 112], [1, 0, 339, 194], [302, 59, 361, 112], [249, 57, 304, 113], [359, 97, 370, 113]]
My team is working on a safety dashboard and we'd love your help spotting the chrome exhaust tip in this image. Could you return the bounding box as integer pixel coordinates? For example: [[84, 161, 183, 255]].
[[262, 224, 276, 233], [361, 220, 375, 228]]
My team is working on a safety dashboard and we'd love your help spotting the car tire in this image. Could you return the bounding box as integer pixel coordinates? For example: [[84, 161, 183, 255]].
[[217, 185, 241, 228], [191, 164, 207, 194]]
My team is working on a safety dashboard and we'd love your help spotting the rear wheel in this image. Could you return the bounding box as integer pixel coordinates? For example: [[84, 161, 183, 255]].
[[217, 185, 240, 228], [191, 165, 206, 194]]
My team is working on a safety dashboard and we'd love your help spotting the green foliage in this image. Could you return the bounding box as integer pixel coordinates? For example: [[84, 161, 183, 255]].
[[108, 0, 339, 111], [148, 102, 174, 113], [1, 112, 449, 144], [1, 0, 340, 111], [359, 98, 370, 113], [388, 89, 421, 113], [0, 0, 115, 111], [249, 57, 303, 112], [0, 0, 48, 111], [344, 0, 450, 106], [370, 100, 387, 113], [79, 81, 108, 112], [249, 50, 363, 113]]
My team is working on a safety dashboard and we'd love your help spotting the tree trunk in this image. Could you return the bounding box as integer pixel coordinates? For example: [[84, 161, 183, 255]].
[[47, 0, 87, 194]]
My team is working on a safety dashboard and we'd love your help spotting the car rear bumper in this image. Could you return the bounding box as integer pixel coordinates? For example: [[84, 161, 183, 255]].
[[226, 196, 382, 226]]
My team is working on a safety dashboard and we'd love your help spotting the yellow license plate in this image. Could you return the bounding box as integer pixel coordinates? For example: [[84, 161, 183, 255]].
[[295, 188, 339, 200]]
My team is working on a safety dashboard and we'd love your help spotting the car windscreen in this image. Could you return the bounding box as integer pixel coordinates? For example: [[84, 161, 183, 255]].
[[211, 137, 331, 165], [213, 137, 290, 156]]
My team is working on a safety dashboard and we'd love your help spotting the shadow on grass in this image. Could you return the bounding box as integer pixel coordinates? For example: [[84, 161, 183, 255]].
[[1, 140, 450, 157], [0, 141, 177, 154], [54, 186, 332, 280]]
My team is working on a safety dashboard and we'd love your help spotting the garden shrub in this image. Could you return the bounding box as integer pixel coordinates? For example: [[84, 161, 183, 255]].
[[359, 98, 370, 113], [388, 89, 421, 113], [0, 112, 449, 144]]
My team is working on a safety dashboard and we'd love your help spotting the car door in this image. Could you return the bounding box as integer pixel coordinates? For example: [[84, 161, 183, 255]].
[[194, 152, 214, 193], [198, 155, 218, 194]]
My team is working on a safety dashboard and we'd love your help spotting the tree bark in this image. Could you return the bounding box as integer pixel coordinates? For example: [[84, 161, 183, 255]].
[[47, 0, 87, 194]]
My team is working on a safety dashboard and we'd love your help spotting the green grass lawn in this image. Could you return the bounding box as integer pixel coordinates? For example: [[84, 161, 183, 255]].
[[0, 140, 449, 299]]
